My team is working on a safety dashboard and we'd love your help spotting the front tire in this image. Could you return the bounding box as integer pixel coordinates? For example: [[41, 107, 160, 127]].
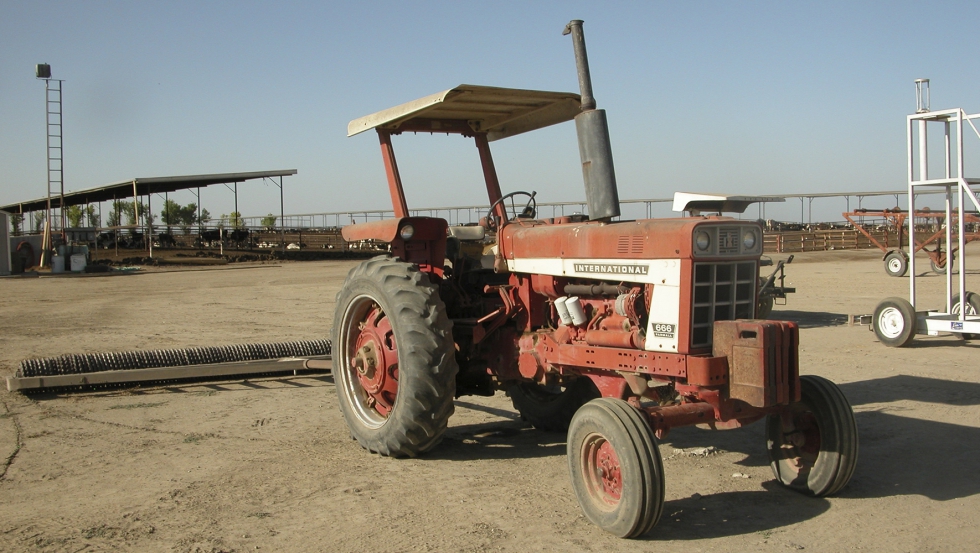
[[873, 297, 917, 347], [567, 398, 665, 538], [884, 251, 908, 277], [756, 294, 775, 319], [510, 377, 600, 432], [766, 375, 858, 497], [332, 256, 457, 457], [951, 292, 980, 340]]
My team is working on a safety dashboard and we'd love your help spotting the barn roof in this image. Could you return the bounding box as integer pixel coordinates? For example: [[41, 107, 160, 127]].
[[0, 169, 297, 214]]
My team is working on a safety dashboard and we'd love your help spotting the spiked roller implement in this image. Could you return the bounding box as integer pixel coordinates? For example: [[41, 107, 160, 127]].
[[7, 340, 332, 392]]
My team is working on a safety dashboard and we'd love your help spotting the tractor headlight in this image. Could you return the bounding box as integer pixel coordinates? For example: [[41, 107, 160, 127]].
[[695, 231, 711, 252], [399, 224, 415, 241], [742, 229, 757, 250]]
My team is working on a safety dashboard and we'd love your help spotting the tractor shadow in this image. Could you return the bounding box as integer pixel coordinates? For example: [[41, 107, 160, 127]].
[[428, 400, 565, 461], [438, 375, 980, 540], [661, 375, 980, 507], [630, 374, 980, 540], [646, 484, 831, 541], [769, 310, 848, 328]]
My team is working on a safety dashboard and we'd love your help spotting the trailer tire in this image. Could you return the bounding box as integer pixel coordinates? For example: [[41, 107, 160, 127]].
[[756, 294, 775, 319], [884, 251, 908, 277], [332, 256, 457, 457], [951, 292, 980, 340], [872, 297, 917, 347], [15, 241, 35, 270], [509, 377, 600, 432], [567, 398, 664, 538], [766, 375, 858, 497]]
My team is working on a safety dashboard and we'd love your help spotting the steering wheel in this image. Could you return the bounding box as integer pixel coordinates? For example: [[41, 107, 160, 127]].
[[486, 191, 537, 231]]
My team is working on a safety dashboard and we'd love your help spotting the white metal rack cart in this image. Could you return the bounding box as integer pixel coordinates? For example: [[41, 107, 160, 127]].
[[873, 79, 980, 346]]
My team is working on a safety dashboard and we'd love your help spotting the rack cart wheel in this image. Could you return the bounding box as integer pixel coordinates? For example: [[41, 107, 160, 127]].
[[872, 297, 917, 347], [567, 398, 665, 538], [766, 375, 859, 497], [929, 253, 953, 274], [332, 256, 458, 457], [884, 251, 908, 277], [951, 292, 980, 340]]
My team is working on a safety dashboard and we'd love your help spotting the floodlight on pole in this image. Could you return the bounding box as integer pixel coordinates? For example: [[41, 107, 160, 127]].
[[915, 78, 930, 114]]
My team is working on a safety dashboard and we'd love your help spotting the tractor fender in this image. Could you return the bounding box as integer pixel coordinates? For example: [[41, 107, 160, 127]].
[[341, 217, 448, 244]]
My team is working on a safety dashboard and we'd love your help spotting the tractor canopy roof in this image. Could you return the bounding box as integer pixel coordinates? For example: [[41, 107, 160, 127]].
[[347, 85, 581, 141]]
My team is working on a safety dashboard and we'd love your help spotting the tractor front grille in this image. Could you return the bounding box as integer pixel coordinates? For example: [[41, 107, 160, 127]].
[[691, 261, 756, 348], [717, 228, 740, 254]]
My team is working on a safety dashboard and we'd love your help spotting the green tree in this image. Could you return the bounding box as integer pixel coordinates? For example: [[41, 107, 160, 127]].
[[261, 214, 277, 231], [107, 201, 126, 227], [125, 201, 151, 233], [33, 211, 46, 233], [199, 208, 211, 226], [229, 211, 244, 229], [66, 205, 84, 228], [85, 205, 99, 227], [162, 201, 199, 234], [161, 199, 183, 229], [10, 213, 24, 236]]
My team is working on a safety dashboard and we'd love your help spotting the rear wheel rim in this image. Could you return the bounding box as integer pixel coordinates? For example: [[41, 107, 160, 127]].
[[580, 433, 622, 509], [877, 306, 906, 339], [776, 407, 822, 477], [340, 294, 399, 427], [952, 300, 976, 316], [887, 257, 903, 273]]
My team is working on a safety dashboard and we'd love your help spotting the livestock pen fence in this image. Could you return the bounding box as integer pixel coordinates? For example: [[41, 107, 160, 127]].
[[64, 221, 948, 257], [9, 190, 974, 260]]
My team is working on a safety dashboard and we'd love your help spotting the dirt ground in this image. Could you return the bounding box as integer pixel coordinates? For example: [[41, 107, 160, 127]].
[[2, 246, 979, 552]]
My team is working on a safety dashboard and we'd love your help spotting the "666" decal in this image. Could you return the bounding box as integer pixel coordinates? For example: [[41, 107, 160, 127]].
[[652, 323, 675, 338]]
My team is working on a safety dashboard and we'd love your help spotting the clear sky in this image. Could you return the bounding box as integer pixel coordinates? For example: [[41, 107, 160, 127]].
[[2, 1, 979, 224]]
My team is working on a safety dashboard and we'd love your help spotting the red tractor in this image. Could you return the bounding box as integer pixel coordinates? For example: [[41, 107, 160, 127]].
[[333, 20, 857, 538]]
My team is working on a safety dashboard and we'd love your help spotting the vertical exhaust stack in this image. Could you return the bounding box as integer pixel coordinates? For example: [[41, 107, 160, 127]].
[[563, 19, 621, 222]]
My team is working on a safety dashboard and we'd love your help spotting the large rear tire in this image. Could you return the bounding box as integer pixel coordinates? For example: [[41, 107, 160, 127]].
[[766, 375, 858, 497], [332, 256, 457, 457], [510, 377, 600, 432], [567, 398, 665, 538]]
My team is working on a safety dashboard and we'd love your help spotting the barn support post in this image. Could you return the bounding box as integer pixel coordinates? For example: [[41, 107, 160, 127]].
[[147, 185, 153, 258]]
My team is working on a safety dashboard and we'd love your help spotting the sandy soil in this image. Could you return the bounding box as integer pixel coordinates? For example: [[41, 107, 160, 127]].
[[1, 246, 979, 552]]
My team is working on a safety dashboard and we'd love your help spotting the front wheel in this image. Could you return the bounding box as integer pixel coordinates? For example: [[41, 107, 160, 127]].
[[332, 256, 458, 457], [567, 398, 665, 538], [756, 294, 775, 319], [766, 375, 858, 497], [884, 251, 908, 277], [873, 297, 917, 347], [951, 292, 980, 340]]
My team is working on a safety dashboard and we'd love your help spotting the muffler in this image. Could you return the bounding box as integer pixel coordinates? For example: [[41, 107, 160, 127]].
[[564, 19, 621, 222]]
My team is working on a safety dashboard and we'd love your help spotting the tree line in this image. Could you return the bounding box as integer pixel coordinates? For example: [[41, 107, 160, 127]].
[[8, 201, 280, 236]]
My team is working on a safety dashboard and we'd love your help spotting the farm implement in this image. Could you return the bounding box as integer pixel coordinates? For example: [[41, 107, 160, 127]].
[[843, 208, 980, 277], [6, 340, 332, 392]]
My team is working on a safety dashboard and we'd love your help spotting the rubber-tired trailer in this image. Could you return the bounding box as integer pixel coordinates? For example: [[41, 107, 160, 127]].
[[333, 20, 857, 538]]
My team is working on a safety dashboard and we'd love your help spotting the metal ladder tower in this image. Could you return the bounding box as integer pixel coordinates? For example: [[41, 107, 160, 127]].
[[44, 78, 65, 233]]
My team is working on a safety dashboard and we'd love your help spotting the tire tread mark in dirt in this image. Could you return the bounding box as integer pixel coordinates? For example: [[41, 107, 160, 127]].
[[0, 400, 23, 481]]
